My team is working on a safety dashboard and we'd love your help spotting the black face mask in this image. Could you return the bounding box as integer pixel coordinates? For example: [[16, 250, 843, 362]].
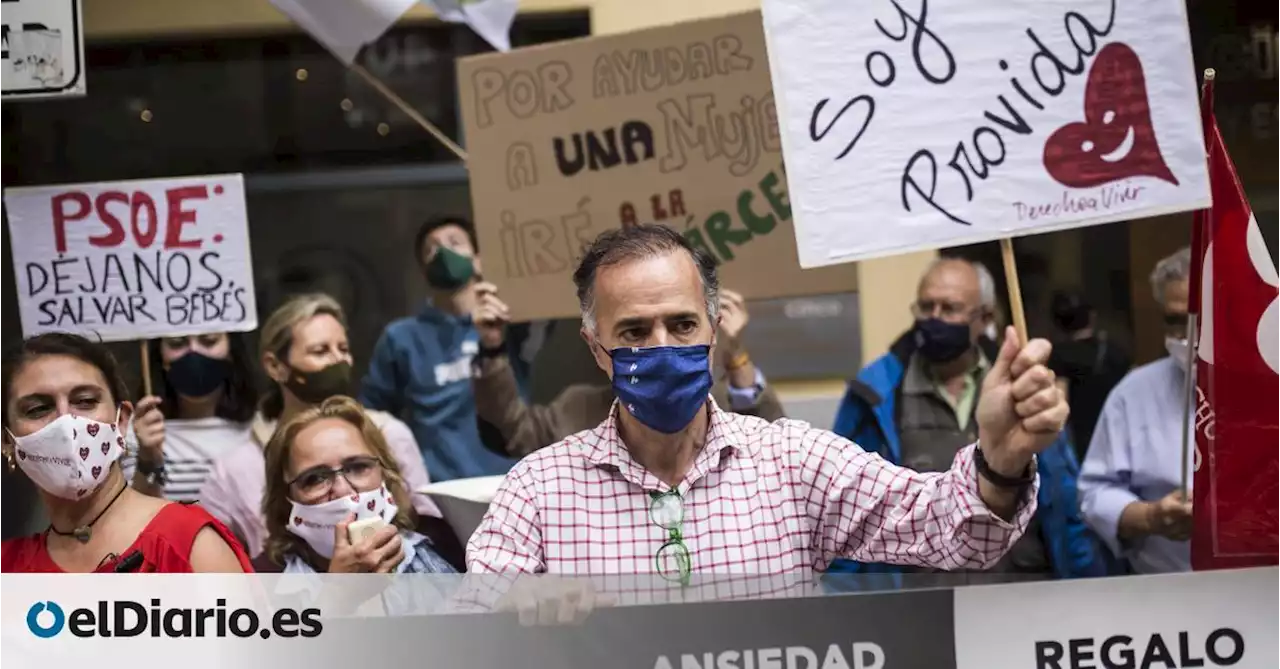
[[914, 318, 975, 363], [166, 352, 232, 398], [284, 361, 352, 405]]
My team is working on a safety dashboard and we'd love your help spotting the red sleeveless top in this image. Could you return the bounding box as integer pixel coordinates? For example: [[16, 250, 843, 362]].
[[1, 502, 254, 573]]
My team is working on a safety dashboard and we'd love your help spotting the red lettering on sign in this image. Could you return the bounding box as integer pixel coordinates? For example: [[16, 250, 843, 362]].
[[164, 186, 207, 249], [130, 192, 159, 248], [51, 192, 91, 254], [90, 192, 129, 249]]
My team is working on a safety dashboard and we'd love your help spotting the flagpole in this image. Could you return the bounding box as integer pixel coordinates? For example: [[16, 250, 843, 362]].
[[349, 63, 471, 163], [1180, 67, 1215, 501]]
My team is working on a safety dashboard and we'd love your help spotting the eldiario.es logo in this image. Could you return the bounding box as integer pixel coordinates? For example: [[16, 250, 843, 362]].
[[27, 599, 322, 639]]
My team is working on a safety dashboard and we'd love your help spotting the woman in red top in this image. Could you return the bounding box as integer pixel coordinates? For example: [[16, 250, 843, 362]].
[[1, 333, 253, 573]]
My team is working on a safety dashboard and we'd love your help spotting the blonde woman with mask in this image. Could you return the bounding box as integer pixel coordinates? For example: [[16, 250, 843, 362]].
[[198, 294, 448, 560], [255, 397, 458, 574]]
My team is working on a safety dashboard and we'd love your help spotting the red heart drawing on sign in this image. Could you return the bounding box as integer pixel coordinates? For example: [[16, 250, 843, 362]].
[[366, 499, 377, 512], [86, 424, 100, 437], [101, 442, 110, 455], [92, 466, 102, 479], [1043, 42, 1177, 188], [79, 447, 90, 461]]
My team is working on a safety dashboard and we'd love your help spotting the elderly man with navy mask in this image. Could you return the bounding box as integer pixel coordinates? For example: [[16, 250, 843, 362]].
[[830, 257, 1103, 583], [467, 225, 1072, 583]]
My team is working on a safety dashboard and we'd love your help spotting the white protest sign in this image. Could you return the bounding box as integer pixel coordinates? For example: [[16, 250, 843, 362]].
[[760, 0, 1211, 268], [3, 174, 257, 342], [1, 0, 85, 99]]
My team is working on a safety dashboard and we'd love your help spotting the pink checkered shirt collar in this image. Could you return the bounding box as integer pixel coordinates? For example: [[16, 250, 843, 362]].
[[576, 398, 743, 494]]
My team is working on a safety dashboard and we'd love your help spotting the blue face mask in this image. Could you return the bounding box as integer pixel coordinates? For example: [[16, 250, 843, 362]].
[[605, 344, 714, 434]]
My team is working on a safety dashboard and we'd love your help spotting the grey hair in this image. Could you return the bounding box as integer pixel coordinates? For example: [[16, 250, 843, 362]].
[[1150, 246, 1192, 305], [572, 224, 720, 333], [923, 257, 997, 311]]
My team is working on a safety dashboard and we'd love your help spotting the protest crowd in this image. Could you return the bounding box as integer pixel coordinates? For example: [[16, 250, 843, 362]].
[[0, 0, 1275, 660], [0, 220, 1257, 578]]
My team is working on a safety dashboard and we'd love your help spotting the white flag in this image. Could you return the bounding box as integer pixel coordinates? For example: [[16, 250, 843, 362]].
[[426, 0, 519, 52], [270, 0, 418, 64]]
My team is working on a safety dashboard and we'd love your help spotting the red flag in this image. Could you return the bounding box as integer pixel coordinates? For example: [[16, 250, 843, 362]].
[[1189, 74, 1280, 571]]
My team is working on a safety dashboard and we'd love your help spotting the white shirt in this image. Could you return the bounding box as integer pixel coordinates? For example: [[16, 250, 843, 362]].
[[122, 417, 253, 502], [1079, 357, 1194, 574]]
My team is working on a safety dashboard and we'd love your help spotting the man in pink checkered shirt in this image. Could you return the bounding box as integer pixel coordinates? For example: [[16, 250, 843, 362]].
[[467, 225, 1068, 583]]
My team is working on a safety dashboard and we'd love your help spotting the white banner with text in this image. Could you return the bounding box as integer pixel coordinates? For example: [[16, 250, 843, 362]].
[[4, 174, 257, 341], [760, 0, 1211, 267]]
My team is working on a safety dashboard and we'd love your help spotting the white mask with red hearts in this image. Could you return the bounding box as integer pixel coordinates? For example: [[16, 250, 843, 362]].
[[6, 411, 123, 500], [286, 484, 398, 559]]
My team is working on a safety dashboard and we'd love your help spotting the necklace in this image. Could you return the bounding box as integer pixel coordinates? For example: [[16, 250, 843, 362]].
[[49, 482, 128, 544]]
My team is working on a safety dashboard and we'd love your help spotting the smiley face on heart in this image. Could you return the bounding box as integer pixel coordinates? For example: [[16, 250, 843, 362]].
[[79, 447, 91, 461], [366, 499, 377, 512], [86, 423, 100, 438], [294, 516, 304, 526], [92, 466, 102, 479], [17, 449, 26, 461], [1043, 42, 1177, 189], [101, 442, 111, 455]]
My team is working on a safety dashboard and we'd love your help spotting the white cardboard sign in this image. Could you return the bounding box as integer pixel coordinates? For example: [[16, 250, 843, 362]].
[[760, 0, 1211, 268], [3, 174, 258, 342]]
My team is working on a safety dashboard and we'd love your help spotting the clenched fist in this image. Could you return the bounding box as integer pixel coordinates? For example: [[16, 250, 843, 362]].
[[975, 326, 1069, 479]]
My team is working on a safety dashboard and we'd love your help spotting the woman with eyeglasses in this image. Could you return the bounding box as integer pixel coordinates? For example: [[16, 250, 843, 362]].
[[1, 333, 251, 572], [255, 397, 456, 574], [198, 294, 450, 561], [123, 332, 259, 501]]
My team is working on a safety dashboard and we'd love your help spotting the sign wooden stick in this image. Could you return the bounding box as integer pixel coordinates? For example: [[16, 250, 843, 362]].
[[139, 341, 153, 397], [999, 238, 1028, 344], [348, 63, 469, 163]]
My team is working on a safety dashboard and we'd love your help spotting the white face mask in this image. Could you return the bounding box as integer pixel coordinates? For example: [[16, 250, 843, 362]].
[[7, 411, 124, 500], [286, 484, 398, 558], [1166, 336, 1190, 372]]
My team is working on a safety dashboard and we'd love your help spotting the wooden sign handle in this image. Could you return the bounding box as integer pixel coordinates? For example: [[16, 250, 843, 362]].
[[348, 64, 470, 163], [999, 238, 1028, 345], [139, 340, 153, 397]]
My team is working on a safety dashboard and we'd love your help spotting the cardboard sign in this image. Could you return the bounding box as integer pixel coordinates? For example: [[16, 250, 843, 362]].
[[3, 174, 257, 342], [761, 0, 1211, 268], [458, 11, 858, 322]]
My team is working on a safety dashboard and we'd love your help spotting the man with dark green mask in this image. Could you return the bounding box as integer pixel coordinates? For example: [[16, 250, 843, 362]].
[[359, 217, 520, 481]]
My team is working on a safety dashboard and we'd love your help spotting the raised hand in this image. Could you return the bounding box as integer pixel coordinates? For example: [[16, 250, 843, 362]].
[[472, 282, 511, 349], [132, 396, 166, 462], [717, 289, 750, 367], [975, 326, 1069, 478]]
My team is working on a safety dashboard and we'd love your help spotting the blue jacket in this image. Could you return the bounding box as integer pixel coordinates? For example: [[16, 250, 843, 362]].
[[359, 305, 520, 482], [828, 333, 1107, 581]]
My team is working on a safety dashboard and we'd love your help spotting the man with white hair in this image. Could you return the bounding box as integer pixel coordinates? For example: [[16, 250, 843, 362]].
[[832, 256, 1103, 582], [1079, 247, 1196, 574], [467, 225, 1071, 582]]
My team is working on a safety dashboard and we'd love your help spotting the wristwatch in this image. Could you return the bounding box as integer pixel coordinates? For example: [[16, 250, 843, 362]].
[[136, 455, 166, 488], [973, 447, 1035, 490]]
